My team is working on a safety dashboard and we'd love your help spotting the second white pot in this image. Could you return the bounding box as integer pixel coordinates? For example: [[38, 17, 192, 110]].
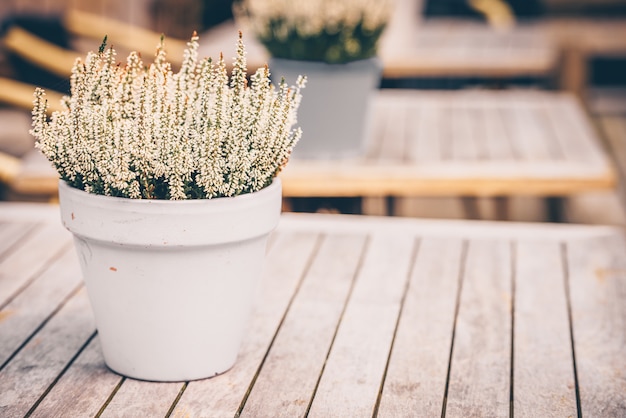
[[270, 57, 382, 159]]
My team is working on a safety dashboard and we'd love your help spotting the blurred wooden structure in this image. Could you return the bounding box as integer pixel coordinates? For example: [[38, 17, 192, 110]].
[[2, 0, 624, 93], [281, 89, 616, 221]]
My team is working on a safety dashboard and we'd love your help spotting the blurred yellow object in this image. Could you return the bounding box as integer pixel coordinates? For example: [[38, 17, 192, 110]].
[[468, 0, 516, 31], [3, 26, 78, 77], [3, 10, 188, 82], [0, 151, 20, 185], [0, 78, 65, 114], [63, 9, 187, 64]]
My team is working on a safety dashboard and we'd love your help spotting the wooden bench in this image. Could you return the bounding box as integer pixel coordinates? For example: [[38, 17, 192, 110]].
[[281, 89, 616, 221], [0, 204, 624, 416]]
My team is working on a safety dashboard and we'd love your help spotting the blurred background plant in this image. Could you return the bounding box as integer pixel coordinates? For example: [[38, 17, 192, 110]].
[[233, 0, 394, 64]]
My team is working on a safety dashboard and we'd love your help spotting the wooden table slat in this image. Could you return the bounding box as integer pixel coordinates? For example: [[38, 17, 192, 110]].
[[308, 234, 415, 417], [240, 234, 367, 417], [101, 378, 183, 418], [0, 288, 94, 418], [29, 336, 122, 418], [446, 240, 512, 417], [482, 106, 516, 160], [0, 222, 36, 260], [567, 235, 626, 417], [0, 223, 72, 308], [514, 241, 577, 417], [0, 247, 82, 367], [503, 106, 554, 161], [377, 237, 464, 417]]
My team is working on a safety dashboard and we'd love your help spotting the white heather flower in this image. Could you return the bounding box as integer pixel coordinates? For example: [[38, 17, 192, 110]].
[[31, 33, 305, 200]]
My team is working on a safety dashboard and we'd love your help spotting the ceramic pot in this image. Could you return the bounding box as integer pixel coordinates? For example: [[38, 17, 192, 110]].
[[270, 57, 381, 159], [58, 178, 282, 381]]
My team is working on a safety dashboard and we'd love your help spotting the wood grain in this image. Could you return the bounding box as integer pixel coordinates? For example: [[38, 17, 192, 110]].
[[377, 238, 464, 417], [0, 221, 35, 261], [29, 336, 122, 418], [0, 223, 72, 308], [0, 289, 95, 417], [308, 233, 416, 417], [445, 239, 512, 418], [514, 241, 577, 417], [566, 235, 626, 417], [0, 247, 83, 367], [240, 233, 367, 417]]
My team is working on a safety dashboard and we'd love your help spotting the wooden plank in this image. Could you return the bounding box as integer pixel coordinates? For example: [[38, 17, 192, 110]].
[[599, 116, 626, 176], [276, 212, 618, 242], [239, 233, 367, 417], [100, 380, 183, 417], [29, 336, 122, 417], [566, 234, 626, 417], [0, 288, 95, 418], [449, 106, 480, 161], [377, 237, 464, 417], [409, 103, 442, 163], [500, 106, 552, 161], [0, 247, 83, 367], [0, 223, 73, 308], [545, 97, 604, 164], [376, 101, 408, 162], [514, 241, 577, 417], [308, 233, 416, 417], [446, 239, 512, 417], [481, 106, 516, 160], [0, 222, 35, 260], [172, 231, 321, 416]]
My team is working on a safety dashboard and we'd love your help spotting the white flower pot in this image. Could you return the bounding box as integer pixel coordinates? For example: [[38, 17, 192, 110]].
[[270, 57, 382, 159], [58, 179, 282, 382]]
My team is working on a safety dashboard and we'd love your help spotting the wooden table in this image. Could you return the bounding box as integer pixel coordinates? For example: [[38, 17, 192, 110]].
[[1, 203, 625, 417], [281, 89, 616, 221]]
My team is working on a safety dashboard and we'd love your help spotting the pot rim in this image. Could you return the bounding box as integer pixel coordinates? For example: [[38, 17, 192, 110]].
[[58, 178, 283, 247]]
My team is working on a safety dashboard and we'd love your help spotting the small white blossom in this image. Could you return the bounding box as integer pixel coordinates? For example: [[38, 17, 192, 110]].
[[235, 0, 394, 63], [31, 33, 305, 200]]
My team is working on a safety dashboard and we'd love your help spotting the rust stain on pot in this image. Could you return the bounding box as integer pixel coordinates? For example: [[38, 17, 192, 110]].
[[110, 267, 117, 272], [71, 212, 75, 220]]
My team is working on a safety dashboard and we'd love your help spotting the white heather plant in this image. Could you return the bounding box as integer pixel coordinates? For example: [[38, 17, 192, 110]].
[[31, 32, 305, 200], [235, 0, 394, 64]]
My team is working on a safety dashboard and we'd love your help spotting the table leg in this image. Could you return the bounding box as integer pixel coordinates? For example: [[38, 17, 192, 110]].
[[545, 197, 565, 223], [385, 196, 395, 216], [461, 197, 481, 220], [493, 196, 510, 221]]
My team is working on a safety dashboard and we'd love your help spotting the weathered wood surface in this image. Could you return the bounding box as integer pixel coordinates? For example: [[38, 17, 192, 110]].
[[281, 89, 616, 199], [0, 203, 625, 417]]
